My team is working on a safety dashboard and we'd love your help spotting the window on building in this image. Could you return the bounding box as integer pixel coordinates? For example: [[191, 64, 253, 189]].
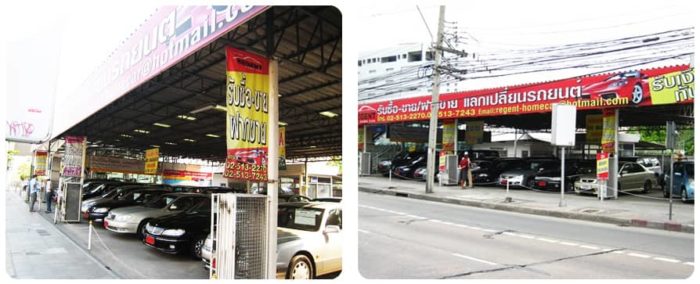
[[386, 68, 394, 72], [358, 60, 362, 66], [408, 51, 422, 62], [403, 54, 407, 59], [369, 70, 376, 74], [381, 55, 397, 63], [426, 51, 435, 61]]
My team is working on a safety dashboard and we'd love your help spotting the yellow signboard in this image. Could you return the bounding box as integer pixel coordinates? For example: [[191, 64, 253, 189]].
[[650, 69, 694, 105], [280, 126, 286, 158], [601, 110, 616, 154], [585, 114, 602, 144], [144, 148, 159, 175]]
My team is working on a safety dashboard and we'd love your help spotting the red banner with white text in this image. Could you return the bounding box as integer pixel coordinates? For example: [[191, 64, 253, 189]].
[[358, 66, 692, 125]]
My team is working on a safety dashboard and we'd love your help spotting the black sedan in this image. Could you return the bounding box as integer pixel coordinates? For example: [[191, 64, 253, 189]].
[[84, 187, 170, 222], [393, 155, 428, 179], [532, 160, 595, 192], [142, 197, 212, 259]]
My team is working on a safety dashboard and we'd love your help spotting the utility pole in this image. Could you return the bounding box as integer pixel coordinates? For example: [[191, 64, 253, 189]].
[[426, 6, 445, 194]]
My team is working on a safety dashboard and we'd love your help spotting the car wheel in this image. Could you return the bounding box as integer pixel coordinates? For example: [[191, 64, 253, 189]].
[[137, 219, 150, 239], [642, 180, 652, 193], [631, 83, 644, 104], [681, 187, 689, 203], [190, 235, 206, 259], [287, 254, 314, 279]]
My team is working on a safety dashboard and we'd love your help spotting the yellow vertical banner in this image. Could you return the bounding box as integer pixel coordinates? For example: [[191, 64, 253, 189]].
[[601, 109, 617, 154], [358, 126, 365, 151], [33, 150, 48, 176], [279, 126, 286, 158], [144, 148, 159, 175], [224, 47, 270, 182], [442, 119, 456, 153], [585, 114, 602, 144]]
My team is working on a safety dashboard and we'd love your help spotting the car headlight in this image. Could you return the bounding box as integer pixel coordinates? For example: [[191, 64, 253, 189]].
[[115, 215, 134, 222], [478, 173, 488, 177], [610, 80, 627, 87], [162, 229, 186, 237], [416, 168, 426, 175], [400, 168, 410, 172], [93, 207, 109, 213]]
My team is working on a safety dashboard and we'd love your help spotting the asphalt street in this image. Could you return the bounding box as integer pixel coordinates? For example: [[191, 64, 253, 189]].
[[359, 191, 694, 279]]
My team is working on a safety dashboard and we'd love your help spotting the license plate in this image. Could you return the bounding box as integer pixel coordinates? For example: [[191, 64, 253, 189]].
[[145, 235, 155, 245], [580, 185, 591, 190], [500, 180, 507, 185], [537, 181, 547, 187]]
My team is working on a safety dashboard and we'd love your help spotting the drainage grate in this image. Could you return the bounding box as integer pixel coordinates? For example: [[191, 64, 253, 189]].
[[395, 193, 409, 197], [579, 208, 604, 214], [36, 229, 51, 236]]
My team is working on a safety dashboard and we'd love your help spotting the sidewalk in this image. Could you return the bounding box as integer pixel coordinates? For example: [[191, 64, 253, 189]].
[[4, 189, 119, 279], [359, 176, 695, 233]]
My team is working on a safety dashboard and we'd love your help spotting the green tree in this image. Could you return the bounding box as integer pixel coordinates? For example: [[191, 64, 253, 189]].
[[628, 127, 694, 155]]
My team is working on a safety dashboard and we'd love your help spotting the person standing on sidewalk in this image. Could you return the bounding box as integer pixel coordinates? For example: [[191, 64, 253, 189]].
[[44, 178, 53, 213], [28, 175, 41, 212], [459, 152, 473, 189]]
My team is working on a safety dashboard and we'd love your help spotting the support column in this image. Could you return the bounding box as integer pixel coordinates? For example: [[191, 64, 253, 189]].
[[266, 59, 279, 279]]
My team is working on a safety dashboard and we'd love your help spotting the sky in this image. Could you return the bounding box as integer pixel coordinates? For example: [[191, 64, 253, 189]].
[[358, 0, 695, 53], [357, 0, 695, 99]]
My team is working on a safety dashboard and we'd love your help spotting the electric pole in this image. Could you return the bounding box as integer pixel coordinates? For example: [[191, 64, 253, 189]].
[[426, 6, 445, 194]]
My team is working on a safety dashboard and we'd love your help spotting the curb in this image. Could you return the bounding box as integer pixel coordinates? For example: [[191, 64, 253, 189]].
[[360, 186, 694, 234]]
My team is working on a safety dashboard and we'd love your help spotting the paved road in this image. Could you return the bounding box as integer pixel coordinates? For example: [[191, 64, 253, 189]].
[[359, 191, 694, 279], [44, 215, 209, 279]]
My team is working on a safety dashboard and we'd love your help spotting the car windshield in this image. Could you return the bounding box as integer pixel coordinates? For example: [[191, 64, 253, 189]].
[[116, 190, 142, 201], [686, 164, 694, 178], [88, 184, 106, 195], [102, 187, 127, 198], [145, 195, 177, 208], [185, 199, 211, 214], [278, 206, 324, 231]]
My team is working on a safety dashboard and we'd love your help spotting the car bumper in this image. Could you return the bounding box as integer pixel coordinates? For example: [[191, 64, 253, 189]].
[[104, 219, 138, 234], [574, 183, 599, 194], [142, 233, 190, 254], [85, 212, 108, 222]]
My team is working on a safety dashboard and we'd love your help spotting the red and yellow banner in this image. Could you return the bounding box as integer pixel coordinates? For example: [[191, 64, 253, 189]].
[[596, 152, 610, 180], [33, 150, 48, 176], [442, 120, 456, 153], [358, 66, 691, 125], [144, 148, 159, 175], [601, 109, 617, 154], [224, 47, 269, 182]]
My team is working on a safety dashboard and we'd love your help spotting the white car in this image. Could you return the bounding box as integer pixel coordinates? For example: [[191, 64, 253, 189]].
[[574, 161, 658, 195], [104, 193, 208, 237]]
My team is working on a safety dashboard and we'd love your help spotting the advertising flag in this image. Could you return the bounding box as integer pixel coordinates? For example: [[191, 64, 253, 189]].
[[145, 148, 159, 175], [62, 136, 86, 177], [224, 47, 269, 182], [442, 119, 456, 152], [33, 150, 48, 176], [601, 110, 616, 154]]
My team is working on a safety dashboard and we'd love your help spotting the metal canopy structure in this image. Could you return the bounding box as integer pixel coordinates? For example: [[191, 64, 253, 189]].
[[61, 6, 341, 161]]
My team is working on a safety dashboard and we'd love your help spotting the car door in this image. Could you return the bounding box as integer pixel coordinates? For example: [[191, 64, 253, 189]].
[[318, 208, 342, 275], [618, 164, 633, 191]]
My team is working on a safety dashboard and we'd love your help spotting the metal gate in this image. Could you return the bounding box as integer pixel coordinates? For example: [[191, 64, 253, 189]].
[[211, 194, 268, 279]]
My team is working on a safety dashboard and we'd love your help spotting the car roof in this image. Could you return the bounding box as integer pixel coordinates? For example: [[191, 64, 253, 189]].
[[279, 201, 340, 210]]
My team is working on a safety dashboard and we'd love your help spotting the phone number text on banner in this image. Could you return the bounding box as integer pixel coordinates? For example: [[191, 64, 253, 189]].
[[224, 47, 269, 182]]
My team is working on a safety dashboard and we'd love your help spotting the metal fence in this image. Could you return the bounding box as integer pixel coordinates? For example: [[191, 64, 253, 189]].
[[211, 194, 268, 279]]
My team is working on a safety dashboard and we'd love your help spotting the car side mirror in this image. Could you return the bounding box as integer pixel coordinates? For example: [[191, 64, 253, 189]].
[[324, 225, 341, 234]]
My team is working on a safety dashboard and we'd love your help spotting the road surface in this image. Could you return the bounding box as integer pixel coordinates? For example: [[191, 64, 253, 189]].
[[359, 191, 694, 279]]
